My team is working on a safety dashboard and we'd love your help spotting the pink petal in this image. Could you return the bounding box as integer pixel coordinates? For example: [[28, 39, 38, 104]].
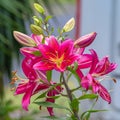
[[77, 54, 92, 69], [76, 68, 84, 79], [31, 34, 43, 45], [20, 47, 40, 58], [98, 84, 111, 104], [33, 61, 54, 71], [59, 55, 78, 71], [33, 83, 49, 94], [95, 57, 117, 75], [48, 36, 59, 51], [22, 83, 36, 111], [38, 44, 56, 59], [59, 39, 73, 57], [22, 57, 37, 80], [81, 74, 92, 90], [15, 83, 28, 95], [45, 84, 63, 116], [89, 49, 99, 73], [46, 97, 55, 116], [92, 79, 100, 93]]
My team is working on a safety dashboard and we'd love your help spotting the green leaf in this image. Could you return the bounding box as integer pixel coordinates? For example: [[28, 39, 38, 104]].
[[78, 94, 98, 100], [32, 51, 41, 56], [67, 67, 80, 83], [46, 70, 52, 82], [81, 109, 108, 120], [42, 116, 67, 120], [33, 91, 47, 102], [45, 15, 52, 22], [34, 101, 70, 112], [70, 98, 79, 113], [34, 3, 45, 14]]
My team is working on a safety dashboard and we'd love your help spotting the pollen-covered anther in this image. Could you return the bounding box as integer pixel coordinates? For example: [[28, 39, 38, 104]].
[[112, 78, 117, 83], [10, 78, 17, 84]]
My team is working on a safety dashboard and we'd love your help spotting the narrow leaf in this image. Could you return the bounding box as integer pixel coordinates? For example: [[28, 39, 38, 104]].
[[45, 15, 52, 22], [81, 109, 108, 120], [33, 91, 47, 102], [42, 116, 67, 120], [34, 101, 70, 111], [78, 94, 98, 100], [67, 67, 81, 83], [70, 98, 79, 113]]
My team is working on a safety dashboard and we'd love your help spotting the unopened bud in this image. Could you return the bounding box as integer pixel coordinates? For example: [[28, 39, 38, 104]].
[[13, 31, 36, 46], [34, 3, 45, 14], [74, 32, 97, 48], [62, 18, 75, 32], [30, 24, 43, 35]]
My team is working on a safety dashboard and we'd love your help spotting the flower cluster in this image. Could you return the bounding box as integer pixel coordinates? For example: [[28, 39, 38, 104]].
[[11, 3, 117, 120]]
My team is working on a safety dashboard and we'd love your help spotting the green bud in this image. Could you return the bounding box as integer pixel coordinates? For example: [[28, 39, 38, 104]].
[[62, 18, 75, 32], [30, 24, 43, 35], [33, 16, 40, 25], [34, 3, 45, 14]]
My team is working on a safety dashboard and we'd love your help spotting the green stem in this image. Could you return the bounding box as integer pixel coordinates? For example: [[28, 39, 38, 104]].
[[62, 73, 80, 120]]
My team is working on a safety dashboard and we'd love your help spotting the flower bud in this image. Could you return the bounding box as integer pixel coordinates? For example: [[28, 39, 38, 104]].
[[34, 3, 45, 14], [62, 18, 75, 32], [74, 32, 97, 48], [13, 31, 36, 46], [30, 24, 43, 35]]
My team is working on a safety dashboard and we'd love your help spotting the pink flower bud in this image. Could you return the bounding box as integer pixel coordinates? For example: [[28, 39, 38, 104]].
[[74, 32, 97, 48], [13, 31, 36, 46]]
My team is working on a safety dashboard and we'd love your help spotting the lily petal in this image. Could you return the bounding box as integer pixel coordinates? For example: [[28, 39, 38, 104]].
[[34, 61, 54, 71]]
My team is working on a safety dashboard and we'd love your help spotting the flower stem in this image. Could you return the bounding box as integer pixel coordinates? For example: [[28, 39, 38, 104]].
[[62, 73, 80, 120]]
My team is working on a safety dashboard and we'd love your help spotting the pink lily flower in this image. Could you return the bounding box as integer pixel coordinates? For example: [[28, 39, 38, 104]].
[[89, 49, 117, 76], [33, 36, 78, 72], [14, 57, 63, 116], [76, 49, 117, 103]]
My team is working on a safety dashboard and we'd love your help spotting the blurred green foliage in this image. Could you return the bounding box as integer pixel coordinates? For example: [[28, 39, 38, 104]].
[[0, 0, 35, 100]]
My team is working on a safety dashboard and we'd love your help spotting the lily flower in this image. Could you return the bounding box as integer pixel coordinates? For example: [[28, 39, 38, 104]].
[[33, 36, 78, 72], [13, 57, 63, 116], [89, 49, 117, 76], [76, 49, 117, 103]]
